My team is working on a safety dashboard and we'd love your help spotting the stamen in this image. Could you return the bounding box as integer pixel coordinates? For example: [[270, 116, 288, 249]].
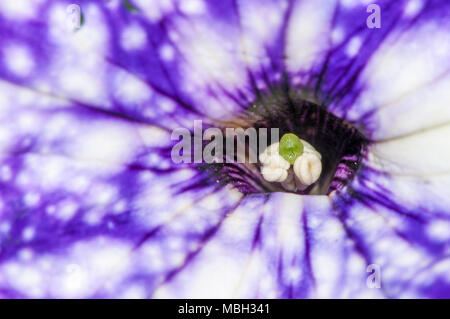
[[259, 135, 323, 193], [293, 152, 322, 186], [259, 142, 290, 182]]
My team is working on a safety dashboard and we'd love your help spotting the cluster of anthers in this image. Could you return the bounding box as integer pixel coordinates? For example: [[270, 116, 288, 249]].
[[259, 133, 322, 192]]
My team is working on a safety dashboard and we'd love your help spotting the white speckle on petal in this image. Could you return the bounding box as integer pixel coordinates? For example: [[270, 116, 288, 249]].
[[88, 184, 117, 207], [18, 112, 40, 133], [22, 227, 35, 241], [0, 222, 11, 234], [18, 248, 33, 261], [331, 27, 344, 44], [134, 0, 175, 22], [56, 200, 78, 221], [158, 96, 176, 112], [121, 24, 147, 50], [286, 267, 302, 282], [159, 44, 175, 61], [46, 205, 56, 215], [340, 0, 359, 8], [0, 0, 43, 20], [24, 192, 40, 207], [427, 220, 450, 242], [112, 200, 127, 214], [1, 166, 12, 181], [346, 36, 362, 57], [3, 44, 35, 77], [178, 0, 206, 15], [341, 0, 372, 7], [113, 70, 152, 104], [404, 0, 424, 17]]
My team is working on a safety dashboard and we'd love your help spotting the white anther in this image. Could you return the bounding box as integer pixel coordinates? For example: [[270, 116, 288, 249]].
[[293, 152, 322, 186], [267, 155, 290, 170], [300, 139, 321, 159], [259, 142, 290, 183], [259, 143, 289, 169], [258, 143, 276, 164], [261, 166, 288, 182]]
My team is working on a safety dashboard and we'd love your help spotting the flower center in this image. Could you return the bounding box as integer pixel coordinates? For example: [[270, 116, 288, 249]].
[[201, 86, 368, 196], [259, 134, 323, 192]]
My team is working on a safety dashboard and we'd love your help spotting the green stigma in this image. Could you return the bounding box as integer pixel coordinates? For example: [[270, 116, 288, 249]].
[[122, 0, 140, 12], [279, 133, 304, 165]]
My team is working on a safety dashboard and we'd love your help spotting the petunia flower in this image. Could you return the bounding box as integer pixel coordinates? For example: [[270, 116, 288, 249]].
[[0, 0, 449, 299]]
